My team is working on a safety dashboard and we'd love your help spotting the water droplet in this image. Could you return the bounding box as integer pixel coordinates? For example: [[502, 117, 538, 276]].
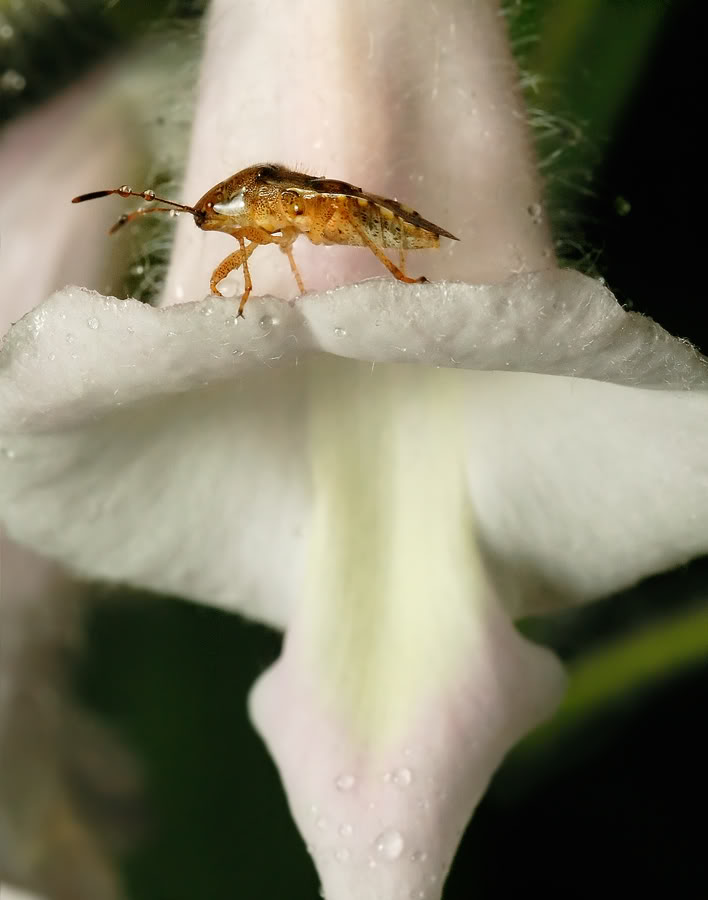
[[527, 202, 543, 224], [411, 850, 428, 863], [201, 306, 214, 317], [225, 316, 238, 326], [65, 333, 74, 344], [143, 189, 156, 201], [335, 848, 350, 862], [87, 316, 99, 330], [392, 767, 413, 787], [335, 773, 356, 792], [259, 314, 278, 330], [374, 829, 404, 860], [48, 353, 56, 361], [1, 447, 16, 459], [316, 816, 328, 831], [119, 184, 132, 194], [169, 209, 180, 218], [333, 327, 347, 338], [339, 823, 353, 837], [126, 326, 135, 335]]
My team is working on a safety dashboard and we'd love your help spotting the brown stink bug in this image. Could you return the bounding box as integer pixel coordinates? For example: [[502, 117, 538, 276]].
[[72, 163, 459, 317]]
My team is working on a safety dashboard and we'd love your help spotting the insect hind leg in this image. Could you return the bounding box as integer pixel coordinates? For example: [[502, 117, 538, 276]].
[[353, 223, 426, 285]]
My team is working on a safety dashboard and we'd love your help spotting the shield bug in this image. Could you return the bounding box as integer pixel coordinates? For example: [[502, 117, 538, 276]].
[[72, 163, 459, 317]]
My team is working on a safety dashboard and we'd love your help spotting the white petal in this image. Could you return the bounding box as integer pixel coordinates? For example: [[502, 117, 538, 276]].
[[250, 573, 564, 900], [464, 372, 708, 615], [249, 357, 566, 900], [1, 272, 706, 629]]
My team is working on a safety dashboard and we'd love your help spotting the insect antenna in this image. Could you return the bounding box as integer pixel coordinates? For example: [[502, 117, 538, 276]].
[[71, 185, 197, 234]]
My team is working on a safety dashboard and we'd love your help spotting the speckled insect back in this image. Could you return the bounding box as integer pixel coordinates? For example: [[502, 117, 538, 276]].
[[72, 163, 459, 317]]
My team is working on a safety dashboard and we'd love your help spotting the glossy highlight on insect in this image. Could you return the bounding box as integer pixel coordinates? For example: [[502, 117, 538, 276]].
[[72, 163, 459, 317]]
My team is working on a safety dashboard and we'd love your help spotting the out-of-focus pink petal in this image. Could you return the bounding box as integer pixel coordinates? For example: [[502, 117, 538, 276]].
[[1, 69, 145, 900], [164, 0, 552, 307]]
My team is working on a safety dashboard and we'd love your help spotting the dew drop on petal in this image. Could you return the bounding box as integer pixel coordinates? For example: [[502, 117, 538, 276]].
[[335, 773, 356, 792], [527, 202, 543, 224], [333, 326, 347, 337], [48, 353, 56, 361], [65, 333, 74, 344], [87, 316, 100, 330], [374, 829, 404, 860], [259, 314, 278, 330], [392, 767, 413, 787]]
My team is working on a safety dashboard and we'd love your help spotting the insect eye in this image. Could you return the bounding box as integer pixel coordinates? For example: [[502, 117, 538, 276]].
[[256, 165, 278, 181]]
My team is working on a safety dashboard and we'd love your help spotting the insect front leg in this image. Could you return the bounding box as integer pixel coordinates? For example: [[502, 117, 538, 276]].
[[209, 238, 259, 309]]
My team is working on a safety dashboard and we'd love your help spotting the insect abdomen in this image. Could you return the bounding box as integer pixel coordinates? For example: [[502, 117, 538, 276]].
[[311, 196, 438, 249]]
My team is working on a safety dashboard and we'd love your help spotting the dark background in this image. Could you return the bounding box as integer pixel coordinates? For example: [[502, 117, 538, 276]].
[[4, 0, 706, 897]]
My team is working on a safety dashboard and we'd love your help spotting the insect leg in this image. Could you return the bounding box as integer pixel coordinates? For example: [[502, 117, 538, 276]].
[[284, 246, 305, 294], [352, 222, 426, 285], [108, 206, 178, 234], [272, 228, 305, 295], [238, 236, 254, 317], [209, 240, 258, 299]]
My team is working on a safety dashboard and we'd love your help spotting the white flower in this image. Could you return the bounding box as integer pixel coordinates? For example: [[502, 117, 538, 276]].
[[2, 2, 707, 899]]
